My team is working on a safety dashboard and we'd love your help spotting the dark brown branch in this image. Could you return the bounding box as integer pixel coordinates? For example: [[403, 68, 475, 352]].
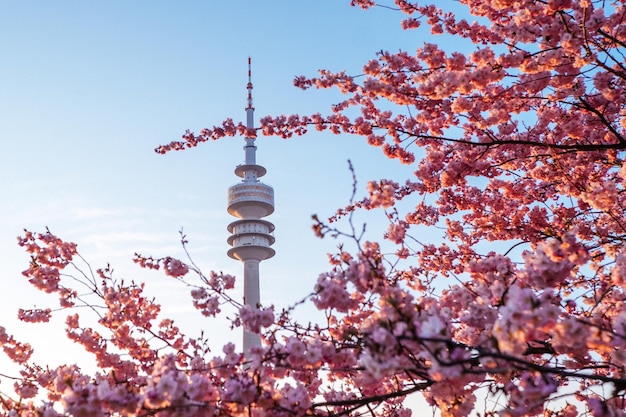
[[312, 381, 432, 409], [391, 127, 626, 152]]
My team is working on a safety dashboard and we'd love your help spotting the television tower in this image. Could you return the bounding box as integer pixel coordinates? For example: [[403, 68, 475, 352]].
[[227, 58, 275, 353]]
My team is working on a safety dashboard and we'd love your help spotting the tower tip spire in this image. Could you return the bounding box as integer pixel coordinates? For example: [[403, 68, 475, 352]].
[[246, 57, 254, 113]]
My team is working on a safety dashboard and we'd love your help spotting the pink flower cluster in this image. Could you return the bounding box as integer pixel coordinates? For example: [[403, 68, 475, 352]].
[[133, 254, 189, 278], [163, 257, 189, 277], [190, 287, 221, 317], [238, 304, 274, 334]]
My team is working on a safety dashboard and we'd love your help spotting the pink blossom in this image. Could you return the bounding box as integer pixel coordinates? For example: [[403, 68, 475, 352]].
[[17, 308, 52, 323], [162, 257, 189, 277], [222, 376, 257, 405], [239, 305, 274, 334]]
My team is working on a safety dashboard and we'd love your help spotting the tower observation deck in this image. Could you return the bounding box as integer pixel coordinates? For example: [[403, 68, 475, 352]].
[[227, 58, 275, 353]]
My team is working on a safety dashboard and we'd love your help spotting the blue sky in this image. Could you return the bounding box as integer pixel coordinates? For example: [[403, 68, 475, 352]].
[[0, 0, 432, 394]]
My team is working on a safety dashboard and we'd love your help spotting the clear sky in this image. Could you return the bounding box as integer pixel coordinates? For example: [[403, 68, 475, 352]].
[[0, 0, 428, 392]]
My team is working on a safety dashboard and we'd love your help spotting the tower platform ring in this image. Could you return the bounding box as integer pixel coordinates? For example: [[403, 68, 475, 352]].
[[234, 164, 267, 178], [227, 231, 276, 246], [227, 245, 276, 261], [227, 218, 275, 233]]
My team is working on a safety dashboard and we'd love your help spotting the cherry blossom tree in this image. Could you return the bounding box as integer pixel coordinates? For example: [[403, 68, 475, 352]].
[[4, 0, 626, 416]]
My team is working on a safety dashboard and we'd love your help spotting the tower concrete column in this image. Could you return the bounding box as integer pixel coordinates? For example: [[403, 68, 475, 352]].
[[243, 259, 261, 349]]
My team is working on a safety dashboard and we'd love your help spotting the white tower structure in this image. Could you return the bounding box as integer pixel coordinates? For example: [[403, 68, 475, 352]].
[[227, 58, 275, 353]]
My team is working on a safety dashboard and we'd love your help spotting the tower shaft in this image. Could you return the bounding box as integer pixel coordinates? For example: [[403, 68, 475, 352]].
[[243, 259, 261, 350]]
